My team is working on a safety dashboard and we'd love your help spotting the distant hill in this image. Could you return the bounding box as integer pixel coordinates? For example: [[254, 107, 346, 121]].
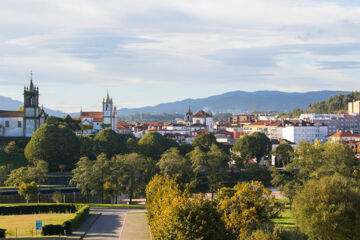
[[117, 90, 350, 115], [308, 92, 360, 114], [0, 96, 67, 117]]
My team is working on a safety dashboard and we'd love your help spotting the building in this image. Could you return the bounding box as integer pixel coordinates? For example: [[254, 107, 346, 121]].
[[348, 100, 360, 115], [282, 120, 328, 144], [0, 76, 46, 137], [300, 113, 360, 134], [192, 110, 214, 132], [79, 92, 117, 133]]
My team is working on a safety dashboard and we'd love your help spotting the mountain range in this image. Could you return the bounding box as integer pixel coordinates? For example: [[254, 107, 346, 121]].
[[116, 90, 350, 115], [0, 90, 350, 117]]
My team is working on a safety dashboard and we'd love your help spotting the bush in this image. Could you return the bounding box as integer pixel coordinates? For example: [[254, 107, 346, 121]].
[[0, 204, 77, 215], [0, 228, 5, 238], [42, 224, 64, 235], [62, 205, 90, 235]]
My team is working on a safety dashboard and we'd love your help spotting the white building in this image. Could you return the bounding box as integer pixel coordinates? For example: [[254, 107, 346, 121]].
[[79, 92, 117, 133], [0, 77, 46, 137], [282, 120, 328, 144], [192, 110, 214, 132]]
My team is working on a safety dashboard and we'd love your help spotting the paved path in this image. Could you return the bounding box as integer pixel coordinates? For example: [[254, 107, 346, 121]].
[[83, 209, 151, 240]]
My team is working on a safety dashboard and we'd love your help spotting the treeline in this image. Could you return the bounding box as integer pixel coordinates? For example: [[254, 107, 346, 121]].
[[279, 91, 360, 118]]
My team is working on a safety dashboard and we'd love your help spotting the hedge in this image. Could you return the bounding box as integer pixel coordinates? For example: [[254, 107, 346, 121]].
[[0, 204, 77, 215], [42, 204, 90, 236], [0, 229, 5, 238]]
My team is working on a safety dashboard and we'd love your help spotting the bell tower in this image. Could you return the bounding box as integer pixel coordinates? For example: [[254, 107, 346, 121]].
[[23, 72, 40, 137], [103, 91, 114, 129], [185, 106, 193, 126]]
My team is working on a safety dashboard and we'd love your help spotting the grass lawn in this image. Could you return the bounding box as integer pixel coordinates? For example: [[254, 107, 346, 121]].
[[0, 213, 73, 237], [87, 203, 145, 209], [272, 209, 296, 229]]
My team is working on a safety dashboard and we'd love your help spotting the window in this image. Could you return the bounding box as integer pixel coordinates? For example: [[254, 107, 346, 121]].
[[18, 121, 22, 128], [5, 121, 9, 128]]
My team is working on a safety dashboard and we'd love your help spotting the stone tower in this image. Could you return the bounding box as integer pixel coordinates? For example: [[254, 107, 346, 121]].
[[23, 73, 40, 137], [185, 106, 193, 126], [102, 91, 116, 130]]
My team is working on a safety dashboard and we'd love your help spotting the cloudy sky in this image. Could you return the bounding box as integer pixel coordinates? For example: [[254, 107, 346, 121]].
[[1, 0, 360, 113]]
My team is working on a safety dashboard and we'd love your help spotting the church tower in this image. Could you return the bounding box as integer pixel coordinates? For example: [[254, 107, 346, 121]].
[[23, 72, 40, 137], [185, 106, 193, 126], [102, 91, 116, 130]]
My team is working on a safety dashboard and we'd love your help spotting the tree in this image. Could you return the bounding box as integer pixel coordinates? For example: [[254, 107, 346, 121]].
[[271, 141, 358, 200], [157, 147, 193, 183], [189, 145, 229, 196], [275, 142, 294, 167], [217, 181, 282, 239], [192, 132, 218, 151], [93, 128, 127, 158], [178, 142, 194, 156], [79, 136, 95, 159], [24, 124, 80, 171], [146, 175, 227, 240], [115, 153, 156, 204], [5, 160, 48, 186], [70, 157, 94, 200], [126, 138, 138, 153], [138, 132, 177, 160], [232, 132, 272, 163], [18, 181, 39, 204], [293, 175, 360, 240], [0, 166, 7, 185], [103, 181, 117, 203], [52, 191, 63, 203], [4, 141, 19, 156]]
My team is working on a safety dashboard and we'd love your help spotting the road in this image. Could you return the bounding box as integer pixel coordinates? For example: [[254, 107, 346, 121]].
[[83, 209, 150, 240]]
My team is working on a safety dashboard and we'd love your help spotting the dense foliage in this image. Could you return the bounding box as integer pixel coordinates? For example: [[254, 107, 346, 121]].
[[293, 175, 360, 240]]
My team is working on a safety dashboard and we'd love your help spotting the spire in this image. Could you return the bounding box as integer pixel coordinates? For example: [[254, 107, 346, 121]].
[[107, 90, 110, 100], [28, 70, 34, 91]]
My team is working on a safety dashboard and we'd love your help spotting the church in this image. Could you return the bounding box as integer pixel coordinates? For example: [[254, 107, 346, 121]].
[[79, 92, 117, 133], [0, 77, 46, 137]]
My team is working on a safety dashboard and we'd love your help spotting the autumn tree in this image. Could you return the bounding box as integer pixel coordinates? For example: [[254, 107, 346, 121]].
[[18, 181, 39, 204]]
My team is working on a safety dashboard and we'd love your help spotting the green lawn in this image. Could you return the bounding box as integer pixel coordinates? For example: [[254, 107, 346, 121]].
[[0, 213, 73, 237], [87, 203, 145, 209], [272, 209, 296, 229]]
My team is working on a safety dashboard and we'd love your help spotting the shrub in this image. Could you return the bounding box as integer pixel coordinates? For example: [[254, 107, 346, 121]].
[[42, 224, 64, 235], [0, 228, 5, 238], [62, 205, 90, 235], [0, 204, 77, 215], [52, 191, 63, 203]]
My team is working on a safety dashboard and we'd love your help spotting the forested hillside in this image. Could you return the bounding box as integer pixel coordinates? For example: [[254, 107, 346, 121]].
[[308, 92, 360, 114]]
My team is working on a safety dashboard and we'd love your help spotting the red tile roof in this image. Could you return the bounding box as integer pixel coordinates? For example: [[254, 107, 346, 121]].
[[80, 111, 103, 118], [93, 118, 103, 123], [329, 131, 360, 137], [0, 111, 24, 117], [193, 110, 212, 118]]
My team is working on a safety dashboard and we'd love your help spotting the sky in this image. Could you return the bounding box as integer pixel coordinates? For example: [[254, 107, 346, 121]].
[[0, 0, 360, 113]]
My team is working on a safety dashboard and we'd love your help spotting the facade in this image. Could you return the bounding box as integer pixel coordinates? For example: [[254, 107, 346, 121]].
[[282, 120, 328, 144], [348, 100, 360, 115], [79, 92, 117, 133], [192, 110, 213, 132], [0, 78, 46, 137]]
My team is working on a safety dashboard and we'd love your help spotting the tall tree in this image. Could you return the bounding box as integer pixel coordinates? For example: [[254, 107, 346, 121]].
[[24, 124, 80, 171], [114, 153, 156, 204], [293, 175, 360, 240], [93, 129, 127, 158], [157, 147, 193, 183], [138, 132, 178, 160], [192, 132, 218, 151], [275, 142, 294, 167]]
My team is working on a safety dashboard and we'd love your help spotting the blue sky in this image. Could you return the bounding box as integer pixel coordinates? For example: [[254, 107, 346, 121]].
[[0, 0, 360, 113]]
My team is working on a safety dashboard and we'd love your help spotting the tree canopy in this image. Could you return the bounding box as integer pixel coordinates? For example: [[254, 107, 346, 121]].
[[93, 128, 127, 158], [138, 132, 178, 160], [24, 124, 79, 171]]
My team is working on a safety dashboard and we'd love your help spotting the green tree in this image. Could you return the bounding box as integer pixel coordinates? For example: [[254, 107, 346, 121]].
[[275, 142, 294, 167], [93, 128, 127, 158], [189, 145, 229, 196], [157, 147, 193, 183], [70, 157, 94, 200], [217, 181, 282, 239], [178, 142, 194, 156], [271, 141, 358, 200], [232, 132, 271, 163], [5, 160, 48, 186], [18, 181, 39, 204], [4, 141, 19, 156], [24, 124, 80, 171], [0, 166, 7, 185], [115, 153, 156, 204], [52, 191, 63, 203], [192, 132, 218, 151], [293, 175, 360, 240], [79, 136, 95, 159], [126, 138, 138, 153], [138, 132, 177, 160]]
